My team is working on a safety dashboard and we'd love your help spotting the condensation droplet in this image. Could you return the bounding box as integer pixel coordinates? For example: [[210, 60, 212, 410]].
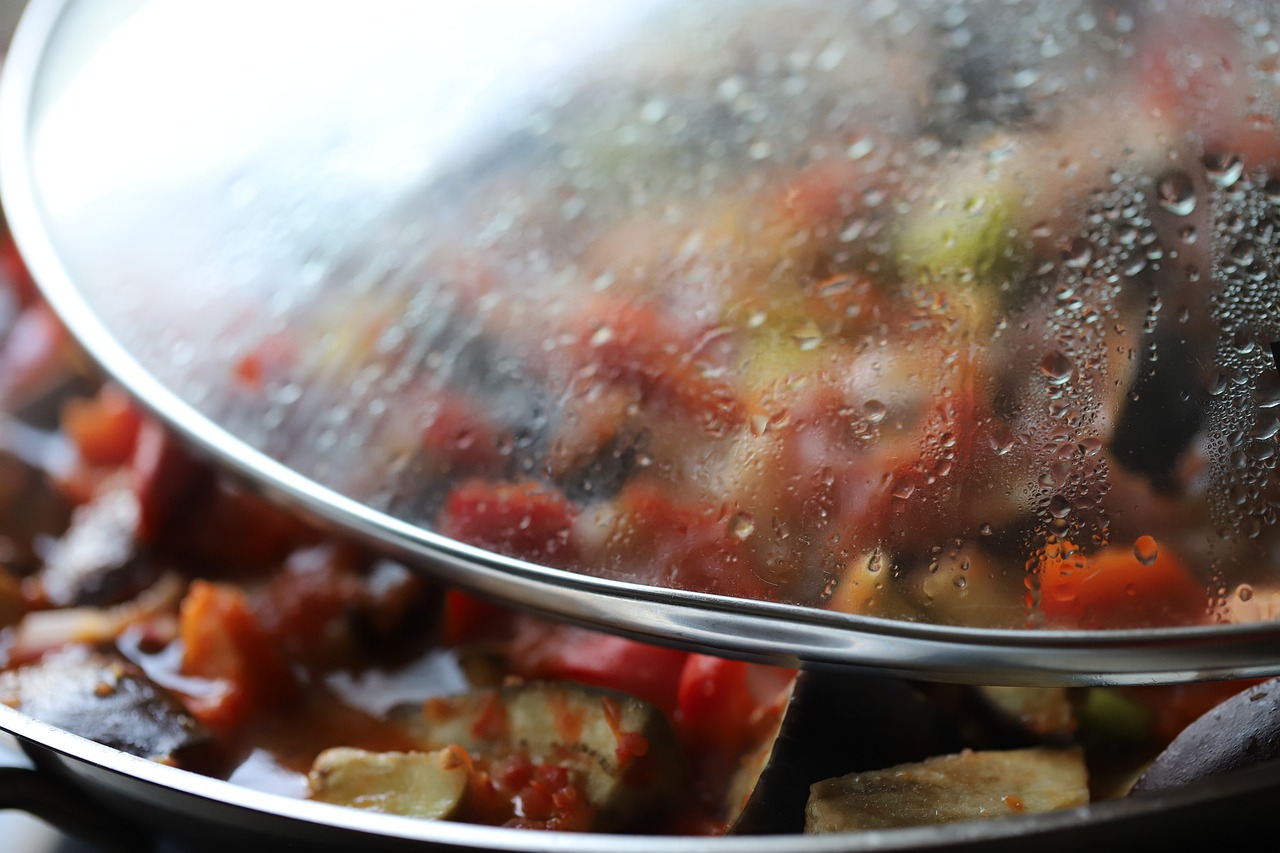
[[792, 320, 824, 350], [863, 399, 887, 424], [1133, 534, 1159, 566], [1265, 179, 1280, 206], [1157, 172, 1197, 215], [987, 423, 1016, 455], [1040, 350, 1074, 385], [1062, 237, 1092, 268], [1238, 584, 1255, 602], [1230, 241, 1256, 268], [1047, 494, 1072, 519], [728, 512, 756, 541], [1204, 152, 1244, 187]]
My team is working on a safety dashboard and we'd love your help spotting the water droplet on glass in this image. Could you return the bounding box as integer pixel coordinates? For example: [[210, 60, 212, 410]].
[[1204, 152, 1244, 187], [1257, 387, 1280, 409], [1157, 172, 1197, 215], [728, 512, 756, 541], [987, 423, 1016, 455], [979, 522, 993, 536], [1078, 437, 1103, 456], [1265, 179, 1280, 206], [1230, 241, 1256, 268], [1238, 584, 1255, 603], [863, 399, 887, 424], [953, 576, 968, 590], [1040, 350, 1074, 385], [1047, 494, 1072, 519], [891, 478, 916, 500], [792, 320, 824, 350], [1133, 534, 1159, 566], [1062, 237, 1092, 268]]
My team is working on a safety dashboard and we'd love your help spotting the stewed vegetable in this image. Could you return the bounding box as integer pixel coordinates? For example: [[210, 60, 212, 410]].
[[6, 0, 1280, 838]]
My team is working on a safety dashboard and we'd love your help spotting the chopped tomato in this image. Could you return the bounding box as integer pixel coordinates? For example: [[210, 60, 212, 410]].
[[163, 480, 312, 567], [254, 544, 367, 666], [561, 296, 743, 433], [607, 481, 774, 600], [675, 655, 757, 756], [61, 385, 143, 467], [130, 420, 209, 542], [676, 655, 796, 758], [440, 479, 579, 568], [1134, 14, 1280, 168], [1038, 539, 1206, 629], [419, 389, 505, 474], [506, 618, 687, 717], [178, 580, 298, 732], [441, 588, 515, 646]]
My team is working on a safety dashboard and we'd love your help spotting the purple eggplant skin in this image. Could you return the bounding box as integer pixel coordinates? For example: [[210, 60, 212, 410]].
[[1132, 677, 1280, 793], [727, 671, 970, 835], [0, 644, 223, 772]]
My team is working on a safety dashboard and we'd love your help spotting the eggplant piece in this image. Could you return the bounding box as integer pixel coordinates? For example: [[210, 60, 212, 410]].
[[805, 747, 1090, 833], [0, 644, 218, 769], [38, 487, 159, 608], [727, 672, 969, 835], [0, 440, 73, 578], [976, 685, 1077, 742], [388, 681, 685, 830], [309, 746, 470, 820], [1109, 333, 1206, 491], [1132, 677, 1280, 793]]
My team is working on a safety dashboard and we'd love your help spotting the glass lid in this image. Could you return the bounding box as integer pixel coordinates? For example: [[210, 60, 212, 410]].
[[6, 0, 1280, 683]]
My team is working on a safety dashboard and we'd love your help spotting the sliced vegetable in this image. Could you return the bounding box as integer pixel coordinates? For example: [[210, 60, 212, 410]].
[[504, 619, 688, 717], [1133, 677, 1280, 794], [0, 644, 219, 769], [440, 480, 579, 568], [389, 682, 686, 831], [309, 746, 470, 819], [177, 580, 298, 732], [805, 747, 1090, 833], [728, 673, 968, 835]]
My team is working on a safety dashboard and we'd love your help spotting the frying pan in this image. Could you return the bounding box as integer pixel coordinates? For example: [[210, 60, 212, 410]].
[[2, 698, 1279, 853], [2, 2, 1280, 851]]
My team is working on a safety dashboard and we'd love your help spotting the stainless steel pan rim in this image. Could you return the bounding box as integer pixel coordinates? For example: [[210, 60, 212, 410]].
[[7, 0, 1280, 685], [2, 700, 1278, 852]]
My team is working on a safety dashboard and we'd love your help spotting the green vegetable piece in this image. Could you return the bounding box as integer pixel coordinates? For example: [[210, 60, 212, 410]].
[[1078, 688, 1154, 744]]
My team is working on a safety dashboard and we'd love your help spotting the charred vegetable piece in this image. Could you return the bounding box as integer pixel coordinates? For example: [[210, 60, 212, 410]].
[[805, 747, 1089, 833], [1132, 677, 1280, 793], [0, 442, 73, 577], [0, 644, 218, 768], [38, 487, 158, 607], [309, 746, 470, 819], [390, 682, 684, 830], [728, 672, 968, 834]]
